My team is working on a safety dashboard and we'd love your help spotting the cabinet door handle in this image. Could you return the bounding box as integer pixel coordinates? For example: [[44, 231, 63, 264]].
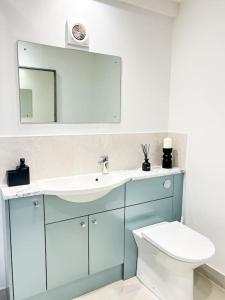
[[92, 219, 98, 225], [32, 200, 40, 208], [80, 222, 86, 228]]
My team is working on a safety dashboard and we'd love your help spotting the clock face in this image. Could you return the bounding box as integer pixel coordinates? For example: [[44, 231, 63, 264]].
[[72, 24, 87, 41]]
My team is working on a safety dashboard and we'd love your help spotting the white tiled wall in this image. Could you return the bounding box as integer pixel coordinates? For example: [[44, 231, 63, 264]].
[[0, 133, 187, 184], [0, 133, 167, 184]]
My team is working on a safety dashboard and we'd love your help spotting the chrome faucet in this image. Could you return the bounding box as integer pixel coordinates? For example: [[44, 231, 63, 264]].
[[98, 155, 109, 175]]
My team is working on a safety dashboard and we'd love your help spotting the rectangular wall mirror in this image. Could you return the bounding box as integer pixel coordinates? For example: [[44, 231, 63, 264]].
[[17, 41, 121, 124]]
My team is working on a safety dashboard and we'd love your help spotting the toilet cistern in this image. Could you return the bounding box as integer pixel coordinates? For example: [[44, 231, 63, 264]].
[[98, 155, 109, 174]]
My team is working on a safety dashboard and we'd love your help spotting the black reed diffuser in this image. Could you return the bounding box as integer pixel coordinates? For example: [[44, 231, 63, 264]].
[[162, 137, 173, 169], [141, 144, 151, 171]]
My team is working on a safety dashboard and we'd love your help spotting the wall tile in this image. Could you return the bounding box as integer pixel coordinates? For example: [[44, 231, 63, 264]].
[[0, 132, 187, 184]]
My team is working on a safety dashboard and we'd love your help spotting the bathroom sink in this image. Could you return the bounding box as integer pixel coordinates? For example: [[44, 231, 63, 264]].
[[41, 172, 130, 203]]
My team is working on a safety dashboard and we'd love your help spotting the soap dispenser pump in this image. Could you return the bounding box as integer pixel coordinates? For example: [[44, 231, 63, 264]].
[[17, 158, 27, 170]]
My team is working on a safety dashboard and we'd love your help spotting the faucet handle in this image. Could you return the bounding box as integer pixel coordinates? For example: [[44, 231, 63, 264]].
[[98, 155, 109, 174], [98, 155, 108, 164]]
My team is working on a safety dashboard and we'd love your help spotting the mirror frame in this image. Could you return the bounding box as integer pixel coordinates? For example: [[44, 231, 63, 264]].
[[18, 66, 57, 123]]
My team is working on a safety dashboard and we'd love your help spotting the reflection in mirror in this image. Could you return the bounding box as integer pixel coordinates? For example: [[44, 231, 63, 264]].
[[20, 89, 33, 119], [19, 68, 56, 123], [17, 41, 121, 124]]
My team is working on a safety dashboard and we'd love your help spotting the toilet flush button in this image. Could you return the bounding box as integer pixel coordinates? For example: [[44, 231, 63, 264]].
[[163, 179, 172, 189]]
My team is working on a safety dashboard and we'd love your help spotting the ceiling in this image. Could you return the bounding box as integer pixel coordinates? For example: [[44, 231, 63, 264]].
[[116, 0, 182, 17]]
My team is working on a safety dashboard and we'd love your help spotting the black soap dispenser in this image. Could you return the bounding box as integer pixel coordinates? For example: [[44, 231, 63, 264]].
[[7, 158, 30, 186]]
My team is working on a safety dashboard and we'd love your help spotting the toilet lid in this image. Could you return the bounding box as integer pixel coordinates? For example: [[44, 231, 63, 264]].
[[142, 221, 215, 263]]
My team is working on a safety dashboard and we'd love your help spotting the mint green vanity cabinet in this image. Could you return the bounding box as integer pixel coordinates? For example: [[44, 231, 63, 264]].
[[5, 173, 184, 300], [126, 175, 174, 206], [46, 216, 89, 290], [8, 196, 46, 300], [173, 173, 184, 221], [89, 208, 124, 275]]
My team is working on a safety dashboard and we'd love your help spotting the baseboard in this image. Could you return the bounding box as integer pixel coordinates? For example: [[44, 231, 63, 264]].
[[197, 264, 225, 289], [0, 288, 9, 300]]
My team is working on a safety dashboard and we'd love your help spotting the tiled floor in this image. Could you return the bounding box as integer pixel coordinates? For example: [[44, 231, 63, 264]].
[[75, 273, 225, 300]]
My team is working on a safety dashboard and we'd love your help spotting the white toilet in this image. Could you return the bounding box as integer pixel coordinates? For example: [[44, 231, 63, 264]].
[[133, 221, 215, 300]]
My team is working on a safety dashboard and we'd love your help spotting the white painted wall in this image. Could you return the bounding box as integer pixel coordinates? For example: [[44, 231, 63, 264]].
[[117, 0, 179, 17], [0, 0, 174, 289], [169, 0, 225, 275], [0, 0, 173, 137]]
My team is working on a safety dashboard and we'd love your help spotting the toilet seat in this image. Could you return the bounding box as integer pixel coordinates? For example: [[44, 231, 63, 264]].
[[140, 221, 215, 263]]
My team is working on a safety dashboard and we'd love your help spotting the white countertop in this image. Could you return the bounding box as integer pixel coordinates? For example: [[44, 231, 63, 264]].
[[0, 166, 184, 201]]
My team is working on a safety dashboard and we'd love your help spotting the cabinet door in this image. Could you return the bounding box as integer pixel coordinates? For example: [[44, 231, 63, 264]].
[[46, 217, 88, 289], [173, 173, 184, 221], [9, 196, 46, 300], [126, 176, 174, 206], [89, 208, 124, 275]]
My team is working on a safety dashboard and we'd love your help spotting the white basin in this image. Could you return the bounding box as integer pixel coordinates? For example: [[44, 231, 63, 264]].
[[40, 172, 130, 203]]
